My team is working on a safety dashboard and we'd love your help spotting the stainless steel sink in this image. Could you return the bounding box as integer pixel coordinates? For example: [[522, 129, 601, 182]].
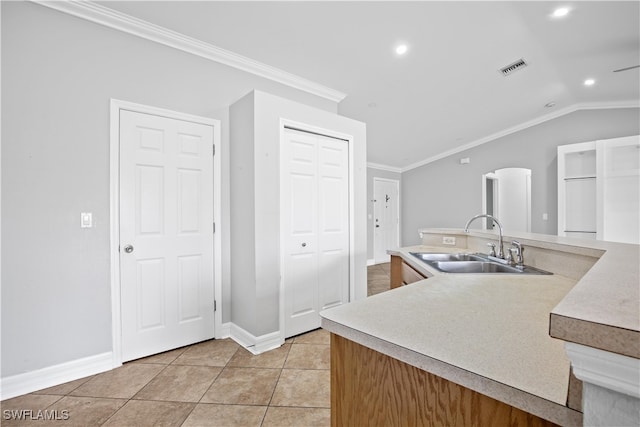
[[410, 252, 485, 262], [409, 252, 552, 275], [430, 261, 522, 273]]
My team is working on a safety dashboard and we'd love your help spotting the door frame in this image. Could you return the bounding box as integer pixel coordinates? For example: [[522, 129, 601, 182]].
[[278, 118, 355, 342], [109, 99, 222, 366], [481, 172, 499, 230], [372, 177, 400, 264]]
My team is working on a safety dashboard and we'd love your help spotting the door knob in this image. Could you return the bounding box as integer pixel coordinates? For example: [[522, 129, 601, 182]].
[[124, 245, 134, 253], [301, 243, 307, 247]]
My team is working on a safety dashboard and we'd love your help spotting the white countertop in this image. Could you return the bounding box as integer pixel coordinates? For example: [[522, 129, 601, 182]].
[[323, 253, 575, 404], [321, 246, 579, 424], [414, 228, 640, 358], [321, 229, 640, 425]]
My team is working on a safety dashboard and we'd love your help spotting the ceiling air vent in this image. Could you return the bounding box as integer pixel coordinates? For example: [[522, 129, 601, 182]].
[[500, 58, 528, 76]]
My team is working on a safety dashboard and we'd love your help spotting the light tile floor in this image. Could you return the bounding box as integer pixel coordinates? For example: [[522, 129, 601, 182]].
[[1, 264, 390, 426], [367, 262, 391, 296]]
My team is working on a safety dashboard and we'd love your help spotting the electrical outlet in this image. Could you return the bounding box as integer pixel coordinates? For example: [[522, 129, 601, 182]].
[[442, 236, 456, 245]]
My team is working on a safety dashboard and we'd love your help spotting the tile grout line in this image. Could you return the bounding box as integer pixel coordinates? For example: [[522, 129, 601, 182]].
[[7, 321, 341, 425], [259, 341, 292, 426]]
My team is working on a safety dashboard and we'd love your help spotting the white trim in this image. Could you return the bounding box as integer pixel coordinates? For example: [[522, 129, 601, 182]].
[[278, 119, 356, 343], [367, 162, 402, 174], [565, 342, 640, 399], [254, 331, 283, 354], [229, 323, 255, 351], [212, 124, 223, 339], [218, 322, 231, 339], [367, 258, 376, 266], [32, 0, 345, 103], [109, 99, 222, 366], [0, 352, 114, 400], [402, 101, 640, 172], [229, 323, 282, 355]]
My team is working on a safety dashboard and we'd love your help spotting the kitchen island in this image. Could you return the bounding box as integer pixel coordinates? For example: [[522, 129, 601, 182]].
[[320, 228, 639, 426]]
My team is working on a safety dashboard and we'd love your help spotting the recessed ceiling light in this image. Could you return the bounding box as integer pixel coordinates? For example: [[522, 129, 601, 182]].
[[552, 7, 570, 18], [395, 44, 408, 55], [584, 78, 596, 86]]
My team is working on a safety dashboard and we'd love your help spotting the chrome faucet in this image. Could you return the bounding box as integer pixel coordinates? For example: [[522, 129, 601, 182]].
[[464, 214, 505, 259], [510, 240, 524, 267]]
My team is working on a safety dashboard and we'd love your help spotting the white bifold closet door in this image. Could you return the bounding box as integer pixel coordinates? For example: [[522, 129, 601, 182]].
[[282, 128, 350, 338]]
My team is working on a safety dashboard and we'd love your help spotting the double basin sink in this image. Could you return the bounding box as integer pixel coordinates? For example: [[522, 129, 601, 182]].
[[409, 252, 552, 275]]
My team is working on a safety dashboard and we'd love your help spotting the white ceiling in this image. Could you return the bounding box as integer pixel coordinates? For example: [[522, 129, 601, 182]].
[[97, 1, 640, 170]]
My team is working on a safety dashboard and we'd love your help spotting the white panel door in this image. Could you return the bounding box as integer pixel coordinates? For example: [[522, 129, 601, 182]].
[[282, 128, 349, 338], [373, 179, 399, 264], [120, 110, 215, 362]]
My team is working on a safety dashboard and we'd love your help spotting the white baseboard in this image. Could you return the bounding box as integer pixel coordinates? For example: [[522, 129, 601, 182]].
[[367, 258, 375, 266], [217, 322, 231, 339], [254, 331, 283, 354], [229, 323, 283, 355], [0, 352, 115, 400]]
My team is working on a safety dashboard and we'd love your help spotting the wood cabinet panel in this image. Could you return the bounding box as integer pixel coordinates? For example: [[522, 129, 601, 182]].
[[402, 261, 425, 285], [330, 333, 559, 427], [390, 255, 404, 289], [391, 255, 426, 289]]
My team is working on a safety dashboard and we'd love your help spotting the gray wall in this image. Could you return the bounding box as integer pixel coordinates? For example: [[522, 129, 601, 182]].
[[366, 167, 401, 261], [1, 2, 337, 377], [229, 94, 257, 335], [401, 108, 640, 246]]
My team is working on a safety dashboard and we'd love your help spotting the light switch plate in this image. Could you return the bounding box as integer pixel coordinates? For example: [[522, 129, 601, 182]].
[[81, 212, 93, 228]]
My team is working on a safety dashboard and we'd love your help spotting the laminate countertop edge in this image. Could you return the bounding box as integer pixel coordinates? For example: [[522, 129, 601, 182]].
[[321, 317, 582, 426], [321, 229, 638, 426], [416, 228, 640, 359]]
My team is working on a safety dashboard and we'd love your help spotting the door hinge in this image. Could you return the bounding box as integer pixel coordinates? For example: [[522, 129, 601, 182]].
[[212, 144, 215, 156], [214, 300, 217, 311], [213, 222, 216, 233]]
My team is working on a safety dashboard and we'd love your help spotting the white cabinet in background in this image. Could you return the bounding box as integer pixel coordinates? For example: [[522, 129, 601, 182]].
[[558, 136, 640, 244]]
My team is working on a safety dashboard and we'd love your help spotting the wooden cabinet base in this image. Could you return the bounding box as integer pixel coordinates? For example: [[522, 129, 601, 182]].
[[391, 255, 426, 289], [330, 334, 558, 427], [390, 255, 404, 289]]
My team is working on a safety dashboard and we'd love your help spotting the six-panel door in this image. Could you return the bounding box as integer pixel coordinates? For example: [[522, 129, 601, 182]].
[[119, 110, 215, 361]]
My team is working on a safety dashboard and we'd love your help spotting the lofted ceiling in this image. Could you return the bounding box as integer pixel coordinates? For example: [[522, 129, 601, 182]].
[[96, 1, 640, 171]]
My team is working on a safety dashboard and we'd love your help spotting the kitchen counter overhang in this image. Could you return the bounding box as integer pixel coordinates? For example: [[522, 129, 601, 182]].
[[320, 229, 639, 426]]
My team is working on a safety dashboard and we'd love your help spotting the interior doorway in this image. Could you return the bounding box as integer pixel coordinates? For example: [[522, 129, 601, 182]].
[[373, 178, 400, 264], [482, 168, 531, 233], [110, 99, 222, 364]]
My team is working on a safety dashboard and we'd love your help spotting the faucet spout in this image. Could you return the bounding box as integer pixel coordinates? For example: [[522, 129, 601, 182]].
[[464, 214, 505, 259]]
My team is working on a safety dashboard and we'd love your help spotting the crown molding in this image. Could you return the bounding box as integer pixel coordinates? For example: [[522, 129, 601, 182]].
[[32, 0, 346, 103], [367, 162, 402, 174], [401, 100, 640, 173]]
